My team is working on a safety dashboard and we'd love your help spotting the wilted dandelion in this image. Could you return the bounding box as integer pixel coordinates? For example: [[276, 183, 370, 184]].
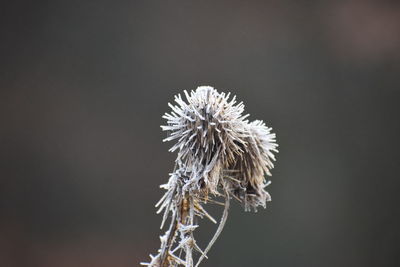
[[141, 86, 278, 267]]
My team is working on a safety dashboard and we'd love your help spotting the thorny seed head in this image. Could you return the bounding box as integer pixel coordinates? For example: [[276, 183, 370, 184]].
[[161, 86, 278, 211]]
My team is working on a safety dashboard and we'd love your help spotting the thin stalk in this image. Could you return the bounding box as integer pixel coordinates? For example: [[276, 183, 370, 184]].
[[195, 186, 230, 267]]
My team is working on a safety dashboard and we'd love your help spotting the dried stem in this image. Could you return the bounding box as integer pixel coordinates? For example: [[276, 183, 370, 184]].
[[159, 208, 178, 266], [195, 185, 230, 267]]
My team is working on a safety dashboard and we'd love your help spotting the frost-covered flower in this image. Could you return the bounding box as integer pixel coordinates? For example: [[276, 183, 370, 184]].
[[142, 86, 279, 267], [161, 87, 248, 192], [226, 120, 278, 211], [161, 86, 277, 209]]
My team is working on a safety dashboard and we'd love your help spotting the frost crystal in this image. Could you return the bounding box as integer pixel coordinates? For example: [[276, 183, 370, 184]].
[[142, 86, 278, 267]]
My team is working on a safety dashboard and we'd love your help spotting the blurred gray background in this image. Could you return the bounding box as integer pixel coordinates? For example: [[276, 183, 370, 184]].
[[1, 0, 400, 266]]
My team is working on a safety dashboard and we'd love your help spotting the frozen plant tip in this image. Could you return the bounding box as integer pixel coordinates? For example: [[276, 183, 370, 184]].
[[141, 86, 279, 267]]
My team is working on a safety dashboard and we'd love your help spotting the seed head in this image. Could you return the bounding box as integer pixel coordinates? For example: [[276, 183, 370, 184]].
[[161, 86, 278, 210]]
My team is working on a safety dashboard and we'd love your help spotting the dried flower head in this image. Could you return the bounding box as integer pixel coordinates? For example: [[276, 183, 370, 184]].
[[142, 86, 278, 267]]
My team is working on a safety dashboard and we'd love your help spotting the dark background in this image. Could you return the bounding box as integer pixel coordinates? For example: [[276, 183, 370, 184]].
[[1, 1, 400, 266]]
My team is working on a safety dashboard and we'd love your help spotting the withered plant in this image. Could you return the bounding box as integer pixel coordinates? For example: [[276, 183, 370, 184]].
[[141, 86, 278, 267]]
